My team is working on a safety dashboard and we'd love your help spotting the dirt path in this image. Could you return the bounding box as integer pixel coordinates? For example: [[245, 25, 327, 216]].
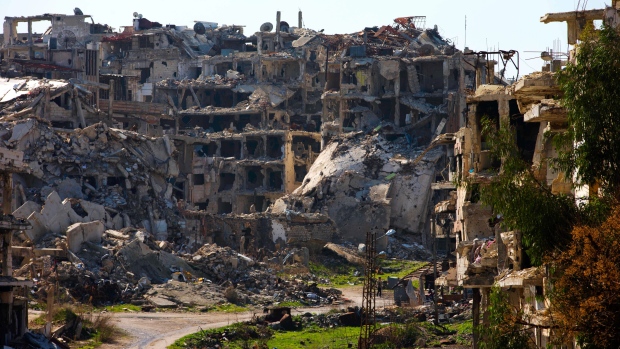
[[99, 286, 366, 349]]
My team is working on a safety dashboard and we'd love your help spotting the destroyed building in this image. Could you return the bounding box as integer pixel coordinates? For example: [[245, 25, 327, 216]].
[[430, 4, 620, 349], [0, 8, 501, 329], [0, 7, 507, 268]]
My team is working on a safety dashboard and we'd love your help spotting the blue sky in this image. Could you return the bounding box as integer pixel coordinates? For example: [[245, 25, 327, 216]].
[[1, 0, 611, 77]]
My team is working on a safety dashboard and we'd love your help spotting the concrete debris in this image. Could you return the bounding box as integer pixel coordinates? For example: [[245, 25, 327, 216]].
[[272, 132, 444, 245], [0, 6, 487, 345]]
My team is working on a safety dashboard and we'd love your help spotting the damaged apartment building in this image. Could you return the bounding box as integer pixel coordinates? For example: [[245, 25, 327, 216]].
[[431, 4, 620, 349], [0, 9, 490, 252]]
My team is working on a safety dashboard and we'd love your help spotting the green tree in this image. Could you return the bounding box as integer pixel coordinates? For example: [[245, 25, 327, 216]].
[[479, 287, 534, 349], [479, 118, 577, 265], [555, 23, 620, 196], [478, 23, 620, 348]]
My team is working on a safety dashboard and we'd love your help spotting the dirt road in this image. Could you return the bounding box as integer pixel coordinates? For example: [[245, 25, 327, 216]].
[[100, 286, 367, 349]]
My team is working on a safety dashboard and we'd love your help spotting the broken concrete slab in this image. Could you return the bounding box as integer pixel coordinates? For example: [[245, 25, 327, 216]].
[[13, 201, 41, 220], [147, 296, 177, 308], [66, 221, 105, 253]]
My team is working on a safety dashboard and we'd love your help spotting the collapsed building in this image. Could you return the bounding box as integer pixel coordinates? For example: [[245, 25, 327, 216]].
[[0, 10, 492, 249], [0, 9, 508, 341]]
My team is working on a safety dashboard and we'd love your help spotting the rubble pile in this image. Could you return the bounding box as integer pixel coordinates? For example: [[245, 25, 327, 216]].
[[4, 119, 181, 241], [272, 132, 444, 243], [386, 236, 433, 261]]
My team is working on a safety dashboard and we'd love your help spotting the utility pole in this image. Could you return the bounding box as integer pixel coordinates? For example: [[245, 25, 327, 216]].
[[432, 216, 439, 325], [359, 231, 377, 349]]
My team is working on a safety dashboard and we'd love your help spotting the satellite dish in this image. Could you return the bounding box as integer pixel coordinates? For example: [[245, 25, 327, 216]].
[[194, 22, 206, 35], [260, 22, 273, 32], [133, 12, 139, 18], [57, 30, 77, 49], [74, 7, 83, 15]]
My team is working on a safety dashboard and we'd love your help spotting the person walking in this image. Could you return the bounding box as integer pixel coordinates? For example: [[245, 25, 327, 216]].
[[377, 277, 383, 297]]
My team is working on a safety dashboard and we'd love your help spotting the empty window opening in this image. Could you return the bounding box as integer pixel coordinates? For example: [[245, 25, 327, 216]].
[[252, 196, 265, 212], [245, 137, 264, 158], [193, 173, 205, 185], [84, 176, 97, 189], [138, 36, 154, 49], [218, 173, 236, 191], [311, 115, 322, 132], [220, 140, 241, 158], [215, 62, 233, 76], [195, 142, 218, 157], [139, 68, 151, 83], [290, 115, 307, 129], [326, 71, 340, 91], [266, 136, 283, 158], [245, 166, 264, 190], [212, 90, 234, 108], [106, 176, 125, 187], [305, 101, 322, 115], [378, 98, 396, 121], [510, 100, 538, 164], [448, 69, 459, 90], [293, 136, 320, 154], [294, 165, 308, 183], [217, 199, 233, 214], [267, 169, 283, 191], [196, 201, 209, 211], [418, 61, 444, 93], [173, 180, 185, 200], [400, 69, 409, 92], [236, 61, 254, 76], [160, 119, 175, 130], [399, 104, 413, 126], [212, 115, 236, 132], [238, 114, 261, 130], [477, 101, 500, 151], [238, 196, 265, 214]]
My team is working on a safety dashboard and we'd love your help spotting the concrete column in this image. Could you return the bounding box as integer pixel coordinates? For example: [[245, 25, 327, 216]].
[[275, 11, 281, 51], [27, 20, 33, 60], [443, 59, 450, 94], [108, 80, 115, 122], [499, 99, 510, 128], [2, 172, 12, 215], [1, 233, 12, 277]]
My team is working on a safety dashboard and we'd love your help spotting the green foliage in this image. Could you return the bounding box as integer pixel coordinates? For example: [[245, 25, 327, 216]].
[[169, 322, 272, 349], [479, 117, 577, 265], [555, 24, 620, 195], [379, 259, 428, 279], [97, 304, 142, 313], [206, 303, 249, 313], [445, 319, 473, 344], [276, 300, 305, 308], [308, 261, 362, 287], [267, 326, 358, 349], [479, 287, 534, 349]]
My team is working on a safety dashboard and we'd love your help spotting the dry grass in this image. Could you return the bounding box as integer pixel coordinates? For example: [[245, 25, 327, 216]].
[[91, 313, 121, 343]]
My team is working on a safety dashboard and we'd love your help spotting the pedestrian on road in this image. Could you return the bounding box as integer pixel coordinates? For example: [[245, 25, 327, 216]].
[[377, 277, 382, 297]]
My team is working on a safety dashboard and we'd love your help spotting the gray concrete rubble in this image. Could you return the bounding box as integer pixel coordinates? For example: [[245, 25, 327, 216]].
[[272, 132, 444, 246], [0, 7, 487, 346]]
